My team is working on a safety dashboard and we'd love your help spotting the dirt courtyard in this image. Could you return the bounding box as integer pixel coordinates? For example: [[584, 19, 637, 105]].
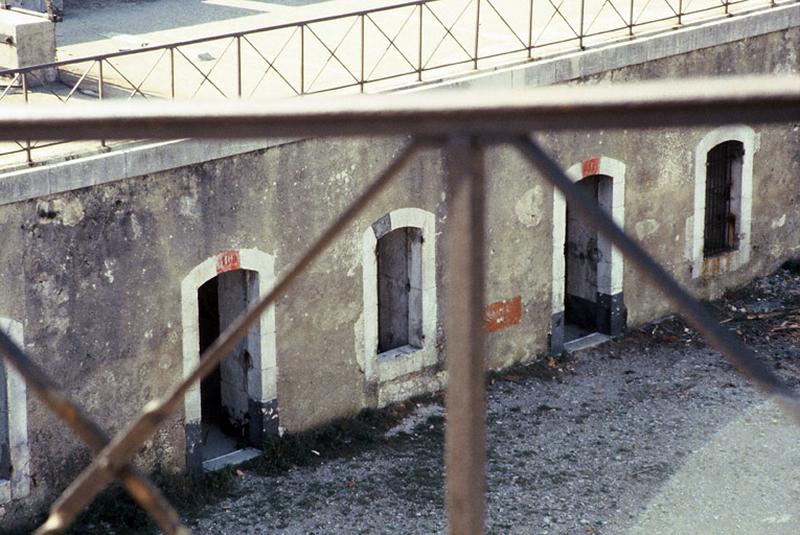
[[69, 264, 800, 534]]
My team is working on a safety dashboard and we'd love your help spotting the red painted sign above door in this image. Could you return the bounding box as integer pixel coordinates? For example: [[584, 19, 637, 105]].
[[216, 250, 241, 273]]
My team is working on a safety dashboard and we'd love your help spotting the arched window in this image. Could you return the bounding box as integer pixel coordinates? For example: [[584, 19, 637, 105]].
[[691, 126, 756, 278], [362, 208, 439, 406]]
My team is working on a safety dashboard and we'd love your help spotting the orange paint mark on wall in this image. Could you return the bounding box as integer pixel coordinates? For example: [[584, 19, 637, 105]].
[[216, 250, 240, 273], [582, 157, 600, 177], [484, 296, 523, 333]]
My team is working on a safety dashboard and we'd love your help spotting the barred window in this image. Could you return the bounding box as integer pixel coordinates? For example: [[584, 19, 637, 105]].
[[704, 140, 744, 257]]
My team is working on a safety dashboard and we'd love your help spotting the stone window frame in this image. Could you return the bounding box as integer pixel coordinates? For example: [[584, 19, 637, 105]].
[[0, 318, 30, 504], [362, 208, 437, 402], [550, 156, 626, 353], [180, 249, 277, 467], [691, 125, 756, 279]]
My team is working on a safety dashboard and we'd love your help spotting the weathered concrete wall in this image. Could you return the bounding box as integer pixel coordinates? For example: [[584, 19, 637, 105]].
[[0, 10, 55, 81], [0, 10, 799, 529]]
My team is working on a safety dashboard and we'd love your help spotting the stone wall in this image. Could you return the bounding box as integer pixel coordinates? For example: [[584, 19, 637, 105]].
[[0, 12, 798, 529]]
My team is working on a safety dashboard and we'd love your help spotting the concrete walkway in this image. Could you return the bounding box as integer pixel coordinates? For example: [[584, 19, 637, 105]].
[[630, 400, 800, 535]]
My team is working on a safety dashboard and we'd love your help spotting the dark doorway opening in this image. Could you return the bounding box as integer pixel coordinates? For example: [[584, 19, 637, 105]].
[[197, 269, 259, 464], [564, 175, 601, 342]]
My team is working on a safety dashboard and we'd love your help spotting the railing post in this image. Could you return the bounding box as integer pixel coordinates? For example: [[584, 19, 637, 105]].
[[724, 0, 730, 16], [418, 3, 424, 81], [360, 14, 365, 92], [629, 0, 634, 37], [98, 60, 107, 150], [677, 0, 683, 25], [236, 35, 242, 98], [579, 0, 585, 49], [474, 0, 481, 69], [169, 47, 175, 99], [21, 72, 32, 165], [527, 0, 534, 58], [444, 134, 486, 535], [300, 24, 305, 94]]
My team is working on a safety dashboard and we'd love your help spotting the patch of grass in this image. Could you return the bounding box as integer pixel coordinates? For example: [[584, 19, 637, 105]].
[[245, 395, 446, 476], [58, 468, 238, 535], [486, 352, 575, 384]]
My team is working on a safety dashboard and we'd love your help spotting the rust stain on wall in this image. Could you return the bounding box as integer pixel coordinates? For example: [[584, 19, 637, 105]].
[[216, 250, 241, 273], [484, 296, 523, 333], [702, 253, 731, 278]]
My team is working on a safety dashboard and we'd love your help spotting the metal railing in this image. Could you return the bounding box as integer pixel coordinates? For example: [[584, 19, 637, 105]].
[[0, 0, 794, 166], [0, 76, 799, 534]]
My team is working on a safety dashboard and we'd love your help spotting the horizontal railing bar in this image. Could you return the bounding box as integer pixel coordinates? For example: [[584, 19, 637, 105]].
[[0, 76, 798, 140], [0, 0, 429, 76]]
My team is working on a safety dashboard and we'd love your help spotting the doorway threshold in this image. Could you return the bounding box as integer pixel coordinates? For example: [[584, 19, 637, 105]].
[[564, 332, 610, 354], [202, 448, 261, 472]]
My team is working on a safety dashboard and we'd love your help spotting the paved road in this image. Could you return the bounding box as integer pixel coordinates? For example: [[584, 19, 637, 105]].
[[630, 400, 800, 535]]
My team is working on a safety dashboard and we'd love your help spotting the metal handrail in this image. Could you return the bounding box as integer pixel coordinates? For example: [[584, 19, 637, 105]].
[[1, 0, 429, 75], [0, 0, 794, 166], [0, 76, 799, 534], [2, 76, 799, 138]]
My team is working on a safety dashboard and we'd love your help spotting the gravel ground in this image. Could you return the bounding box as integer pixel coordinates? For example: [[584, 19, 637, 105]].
[[186, 265, 800, 535]]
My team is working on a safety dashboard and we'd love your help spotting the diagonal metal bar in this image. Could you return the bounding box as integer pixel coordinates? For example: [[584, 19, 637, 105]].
[[0, 332, 189, 535], [244, 29, 301, 97], [365, 9, 418, 79], [305, 17, 361, 91], [174, 47, 229, 99], [123, 49, 169, 100], [35, 138, 426, 534], [444, 134, 487, 535], [534, 0, 581, 46], [511, 134, 800, 422], [187, 38, 235, 99], [103, 60, 151, 100], [422, 0, 475, 69], [584, 0, 630, 34], [23, 69, 66, 103], [62, 61, 98, 103], [484, 0, 527, 48], [635, 0, 679, 24], [0, 73, 20, 100]]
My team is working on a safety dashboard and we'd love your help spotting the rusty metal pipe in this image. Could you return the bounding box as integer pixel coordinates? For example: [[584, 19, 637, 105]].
[[0, 77, 798, 141]]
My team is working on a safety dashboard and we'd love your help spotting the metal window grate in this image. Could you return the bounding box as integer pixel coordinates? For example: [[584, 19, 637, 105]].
[[704, 140, 744, 257]]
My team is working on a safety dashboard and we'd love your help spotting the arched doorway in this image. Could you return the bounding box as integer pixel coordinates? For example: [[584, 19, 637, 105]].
[[551, 157, 627, 353], [181, 249, 278, 471]]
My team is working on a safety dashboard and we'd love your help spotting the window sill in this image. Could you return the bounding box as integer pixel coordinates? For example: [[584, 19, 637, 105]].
[[701, 249, 740, 278], [375, 344, 436, 384]]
